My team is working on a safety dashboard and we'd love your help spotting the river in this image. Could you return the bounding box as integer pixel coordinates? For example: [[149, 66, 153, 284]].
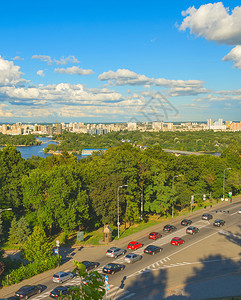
[[15, 137, 59, 159]]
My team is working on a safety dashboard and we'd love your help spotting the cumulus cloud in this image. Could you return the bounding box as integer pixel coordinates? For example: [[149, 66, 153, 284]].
[[32, 55, 52, 64], [0, 56, 23, 86], [0, 83, 123, 106], [54, 66, 94, 75], [223, 46, 241, 69], [54, 55, 79, 65], [155, 78, 204, 88], [179, 2, 241, 45], [37, 70, 45, 77], [12, 56, 24, 61], [98, 69, 153, 86]]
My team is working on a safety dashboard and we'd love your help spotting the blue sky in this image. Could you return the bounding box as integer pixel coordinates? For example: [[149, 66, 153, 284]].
[[0, 0, 241, 123]]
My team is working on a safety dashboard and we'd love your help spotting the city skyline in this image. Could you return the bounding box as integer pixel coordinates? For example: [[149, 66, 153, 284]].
[[0, 1, 241, 123]]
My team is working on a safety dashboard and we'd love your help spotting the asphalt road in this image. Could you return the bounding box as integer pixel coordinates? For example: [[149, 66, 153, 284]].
[[1, 200, 241, 299]]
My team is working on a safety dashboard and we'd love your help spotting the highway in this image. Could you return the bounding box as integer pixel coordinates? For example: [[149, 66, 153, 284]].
[[2, 200, 241, 299]]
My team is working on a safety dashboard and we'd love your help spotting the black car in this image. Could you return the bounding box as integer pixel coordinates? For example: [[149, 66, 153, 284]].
[[163, 225, 177, 233], [50, 286, 71, 298], [15, 285, 42, 299], [186, 226, 199, 234], [202, 213, 213, 220], [144, 245, 162, 255], [213, 219, 225, 227], [102, 263, 125, 275], [81, 261, 99, 271], [181, 219, 192, 226]]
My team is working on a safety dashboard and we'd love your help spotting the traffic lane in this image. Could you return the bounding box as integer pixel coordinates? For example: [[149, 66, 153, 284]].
[[112, 223, 241, 299], [102, 212, 241, 287], [102, 227, 219, 286]]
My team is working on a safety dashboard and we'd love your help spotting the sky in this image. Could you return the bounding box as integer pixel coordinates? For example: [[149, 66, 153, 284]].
[[0, 0, 241, 123]]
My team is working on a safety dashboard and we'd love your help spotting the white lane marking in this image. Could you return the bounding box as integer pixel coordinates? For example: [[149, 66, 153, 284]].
[[231, 212, 237, 216], [219, 229, 241, 239], [119, 292, 136, 299]]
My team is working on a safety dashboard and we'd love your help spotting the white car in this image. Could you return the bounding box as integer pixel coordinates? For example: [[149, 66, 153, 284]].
[[238, 209, 241, 214], [52, 271, 74, 283]]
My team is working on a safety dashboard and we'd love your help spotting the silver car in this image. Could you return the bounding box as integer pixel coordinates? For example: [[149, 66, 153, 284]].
[[106, 247, 125, 258], [124, 253, 142, 264], [52, 271, 74, 283]]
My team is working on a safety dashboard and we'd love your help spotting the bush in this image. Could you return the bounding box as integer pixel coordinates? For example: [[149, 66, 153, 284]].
[[1, 255, 59, 287]]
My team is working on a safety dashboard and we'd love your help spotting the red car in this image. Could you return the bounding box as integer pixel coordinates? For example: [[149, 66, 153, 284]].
[[127, 241, 143, 250], [170, 237, 185, 246], [149, 232, 162, 240]]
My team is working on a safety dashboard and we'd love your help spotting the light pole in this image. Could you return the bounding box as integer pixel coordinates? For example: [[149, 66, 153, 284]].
[[223, 168, 231, 200], [172, 175, 182, 218], [0, 208, 12, 213], [117, 185, 128, 239]]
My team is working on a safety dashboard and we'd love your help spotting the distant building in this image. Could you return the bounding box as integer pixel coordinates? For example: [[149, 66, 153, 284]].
[[56, 123, 62, 135], [127, 122, 137, 131], [82, 148, 107, 156]]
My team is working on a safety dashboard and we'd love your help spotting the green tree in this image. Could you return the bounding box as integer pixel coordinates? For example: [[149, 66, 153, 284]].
[[8, 217, 19, 244], [65, 260, 105, 300], [22, 226, 52, 261]]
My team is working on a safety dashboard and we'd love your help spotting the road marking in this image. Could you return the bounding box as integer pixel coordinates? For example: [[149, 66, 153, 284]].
[[219, 229, 241, 239], [230, 212, 237, 216]]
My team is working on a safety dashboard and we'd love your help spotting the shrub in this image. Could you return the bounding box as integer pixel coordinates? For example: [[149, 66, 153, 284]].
[[1, 255, 59, 287]]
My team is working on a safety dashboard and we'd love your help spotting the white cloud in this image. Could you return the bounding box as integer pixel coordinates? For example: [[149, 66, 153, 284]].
[[98, 69, 153, 86], [12, 56, 24, 61], [54, 66, 94, 75], [54, 55, 79, 65], [32, 55, 52, 64], [0, 56, 23, 86], [155, 78, 204, 88], [223, 46, 241, 69], [179, 3, 241, 45], [37, 70, 45, 77]]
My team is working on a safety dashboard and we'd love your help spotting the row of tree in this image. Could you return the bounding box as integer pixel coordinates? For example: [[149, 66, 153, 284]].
[[46, 130, 241, 153], [0, 133, 39, 146]]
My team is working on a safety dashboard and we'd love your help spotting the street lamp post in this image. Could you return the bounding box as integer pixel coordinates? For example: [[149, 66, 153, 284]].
[[117, 185, 128, 239], [172, 175, 182, 218], [223, 168, 231, 200], [0, 208, 12, 213]]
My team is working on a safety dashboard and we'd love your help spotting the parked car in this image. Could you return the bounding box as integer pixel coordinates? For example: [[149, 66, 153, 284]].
[[238, 209, 241, 214], [170, 237, 185, 246], [213, 219, 225, 227], [181, 219, 192, 226], [106, 247, 125, 258], [124, 253, 142, 263], [202, 213, 213, 220], [81, 261, 99, 271], [186, 226, 199, 235], [52, 271, 74, 283], [50, 286, 71, 298], [144, 245, 162, 255], [127, 241, 144, 250], [149, 232, 162, 240], [102, 263, 125, 274], [15, 285, 43, 299], [163, 225, 177, 233]]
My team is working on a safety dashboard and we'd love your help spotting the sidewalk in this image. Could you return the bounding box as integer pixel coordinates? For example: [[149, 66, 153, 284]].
[[1, 197, 240, 298]]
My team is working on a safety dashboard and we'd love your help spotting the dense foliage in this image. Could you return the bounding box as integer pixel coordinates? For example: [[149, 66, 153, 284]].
[[46, 130, 241, 153], [1, 255, 58, 286], [0, 133, 39, 146]]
